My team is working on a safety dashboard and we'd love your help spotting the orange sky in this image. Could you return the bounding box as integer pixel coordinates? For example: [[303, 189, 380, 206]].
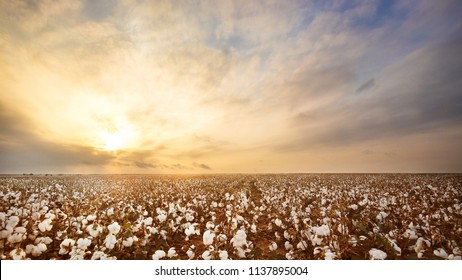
[[1, 0, 461, 173]]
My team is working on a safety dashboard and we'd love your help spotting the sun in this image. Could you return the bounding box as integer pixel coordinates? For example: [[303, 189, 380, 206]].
[[101, 131, 127, 151], [99, 122, 137, 151]]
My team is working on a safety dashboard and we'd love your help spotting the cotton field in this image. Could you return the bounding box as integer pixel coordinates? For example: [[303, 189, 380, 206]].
[[0, 174, 461, 260]]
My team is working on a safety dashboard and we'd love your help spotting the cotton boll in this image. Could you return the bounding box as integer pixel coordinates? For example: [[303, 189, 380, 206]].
[[203, 230, 215, 246], [369, 248, 387, 260], [219, 250, 228, 260], [104, 234, 117, 250], [92, 251, 109, 260], [206, 221, 215, 229], [77, 238, 92, 250], [8, 233, 25, 244], [9, 248, 26, 260], [187, 247, 195, 259], [87, 224, 103, 237], [274, 219, 282, 227], [324, 250, 336, 260], [167, 247, 177, 258], [232, 230, 247, 248], [250, 224, 257, 233], [285, 241, 293, 250], [315, 225, 330, 236], [38, 219, 53, 232], [107, 222, 121, 235], [86, 214, 96, 222], [349, 204, 358, 210], [157, 213, 167, 223], [433, 248, 448, 259], [122, 237, 133, 247], [59, 239, 75, 255], [376, 212, 388, 223], [152, 250, 166, 260], [0, 230, 9, 239], [143, 217, 153, 226], [202, 250, 212, 260], [36, 243, 47, 253], [269, 241, 278, 251], [297, 241, 308, 250]]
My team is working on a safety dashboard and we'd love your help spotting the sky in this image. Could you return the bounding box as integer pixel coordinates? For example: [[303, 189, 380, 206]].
[[0, 0, 461, 174]]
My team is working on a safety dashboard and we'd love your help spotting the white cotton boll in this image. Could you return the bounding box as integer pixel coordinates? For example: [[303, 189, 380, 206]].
[[286, 250, 295, 260], [77, 238, 92, 250], [203, 230, 215, 246], [167, 247, 177, 258], [297, 241, 308, 250], [219, 250, 228, 260], [7, 216, 19, 228], [0, 230, 8, 239], [14, 227, 26, 234], [107, 222, 121, 235], [157, 213, 167, 223], [81, 219, 88, 226], [285, 241, 293, 250], [150, 227, 158, 234], [26, 244, 35, 254], [251, 224, 257, 233], [376, 212, 388, 222], [8, 233, 25, 244], [92, 251, 108, 260], [311, 235, 323, 246], [36, 243, 47, 252], [152, 250, 166, 260], [87, 224, 103, 237], [284, 230, 291, 240], [30, 245, 45, 257], [107, 208, 114, 216], [202, 250, 212, 260], [9, 248, 26, 260], [349, 204, 358, 210], [390, 241, 401, 256], [433, 248, 448, 259], [313, 247, 322, 255], [369, 248, 387, 260], [143, 217, 153, 226], [324, 250, 335, 260], [38, 219, 53, 232], [269, 241, 278, 251], [104, 234, 117, 250], [235, 247, 246, 258], [86, 214, 96, 221], [206, 221, 215, 229], [232, 230, 247, 248], [59, 239, 75, 255], [415, 237, 431, 254], [274, 219, 282, 227], [315, 225, 330, 236], [187, 247, 195, 259], [275, 231, 281, 240], [122, 237, 133, 247]]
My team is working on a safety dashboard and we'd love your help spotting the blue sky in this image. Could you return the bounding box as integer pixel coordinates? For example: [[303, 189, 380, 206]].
[[0, 0, 461, 173]]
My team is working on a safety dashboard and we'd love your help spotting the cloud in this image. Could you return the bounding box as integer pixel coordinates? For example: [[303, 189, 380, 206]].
[[134, 161, 156, 169], [356, 78, 375, 93], [193, 162, 212, 170]]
